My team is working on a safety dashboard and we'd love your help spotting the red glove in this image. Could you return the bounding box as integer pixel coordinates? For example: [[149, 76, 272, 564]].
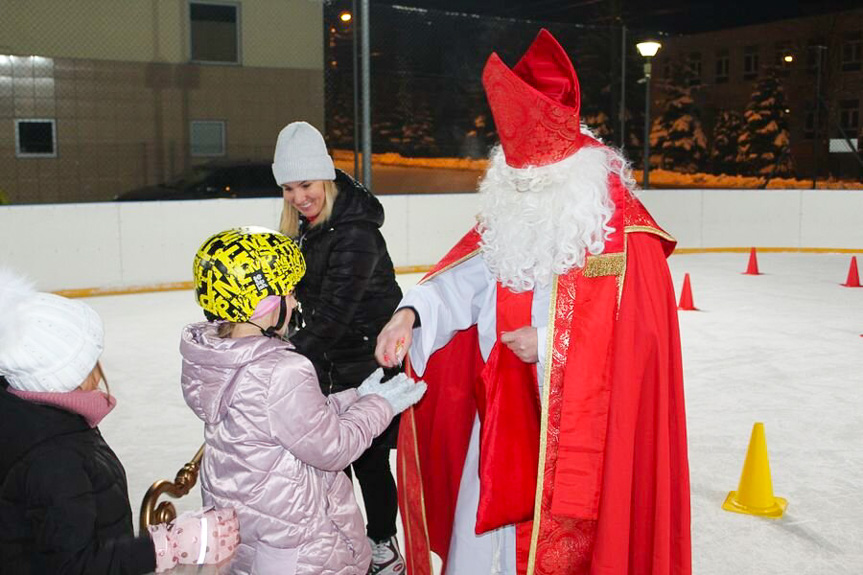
[[149, 507, 240, 572]]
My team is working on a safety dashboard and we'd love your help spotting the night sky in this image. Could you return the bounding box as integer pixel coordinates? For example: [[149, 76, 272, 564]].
[[369, 0, 863, 34]]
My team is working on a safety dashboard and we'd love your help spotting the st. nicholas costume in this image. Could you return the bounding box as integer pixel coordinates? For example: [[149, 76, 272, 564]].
[[395, 30, 691, 575]]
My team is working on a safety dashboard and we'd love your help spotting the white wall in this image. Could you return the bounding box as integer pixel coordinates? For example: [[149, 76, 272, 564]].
[[0, 190, 860, 292], [638, 189, 863, 250]]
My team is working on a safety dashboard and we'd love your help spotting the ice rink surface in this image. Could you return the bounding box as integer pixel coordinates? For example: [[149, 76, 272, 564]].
[[86, 251, 862, 574]]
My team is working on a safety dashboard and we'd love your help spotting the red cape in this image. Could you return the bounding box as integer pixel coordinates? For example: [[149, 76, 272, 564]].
[[397, 186, 691, 575]]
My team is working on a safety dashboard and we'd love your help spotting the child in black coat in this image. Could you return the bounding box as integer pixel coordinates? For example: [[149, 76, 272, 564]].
[[0, 269, 239, 574]]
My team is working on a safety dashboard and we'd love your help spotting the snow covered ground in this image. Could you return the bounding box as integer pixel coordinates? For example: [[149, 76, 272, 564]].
[[86, 252, 863, 574]]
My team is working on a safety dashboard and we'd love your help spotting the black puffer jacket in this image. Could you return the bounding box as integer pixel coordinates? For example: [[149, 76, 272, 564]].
[[291, 170, 403, 396], [0, 377, 156, 574]]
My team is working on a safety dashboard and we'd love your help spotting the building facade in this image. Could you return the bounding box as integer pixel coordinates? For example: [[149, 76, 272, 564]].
[[0, 0, 324, 204], [653, 8, 863, 180]]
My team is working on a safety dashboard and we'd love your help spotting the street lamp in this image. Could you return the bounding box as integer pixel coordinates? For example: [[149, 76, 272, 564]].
[[339, 11, 352, 23], [636, 40, 661, 189], [810, 45, 826, 189]]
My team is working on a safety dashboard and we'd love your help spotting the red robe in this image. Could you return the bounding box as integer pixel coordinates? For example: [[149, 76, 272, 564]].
[[397, 181, 691, 575]]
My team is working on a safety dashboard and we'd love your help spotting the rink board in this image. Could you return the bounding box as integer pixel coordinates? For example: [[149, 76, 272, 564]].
[[1, 189, 862, 291]]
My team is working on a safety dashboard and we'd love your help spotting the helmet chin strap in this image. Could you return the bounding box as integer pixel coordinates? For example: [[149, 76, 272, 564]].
[[247, 297, 288, 339]]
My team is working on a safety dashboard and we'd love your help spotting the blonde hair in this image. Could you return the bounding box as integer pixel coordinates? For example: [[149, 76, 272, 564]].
[[217, 322, 235, 338], [279, 180, 339, 238]]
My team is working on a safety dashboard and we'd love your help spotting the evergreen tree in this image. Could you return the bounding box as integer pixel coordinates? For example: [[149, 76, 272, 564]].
[[648, 116, 667, 169], [737, 69, 793, 177], [649, 62, 708, 173], [583, 111, 613, 142], [401, 96, 438, 156], [710, 109, 744, 175]]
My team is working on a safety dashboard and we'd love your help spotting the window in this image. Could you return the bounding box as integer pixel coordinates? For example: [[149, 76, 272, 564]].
[[15, 119, 57, 158], [841, 31, 862, 72], [189, 2, 240, 64], [715, 49, 729, 84], [839, 99, 859, 132], [804, 110, 815, 139], [743, 45, 759, 80], [803, 101, 825, 140], [190, 120, 226, 156], [662, 59, 672, 79], [687, 52, 702, 85], [807, 38, 826, 72]]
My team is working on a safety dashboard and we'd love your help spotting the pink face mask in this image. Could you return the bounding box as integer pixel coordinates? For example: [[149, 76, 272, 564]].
[[250, 295, 284, 320]]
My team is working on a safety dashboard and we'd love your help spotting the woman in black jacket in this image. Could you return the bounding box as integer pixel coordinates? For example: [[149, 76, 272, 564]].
[[273, 122, 405, 575], [0, 270, 238, 574]]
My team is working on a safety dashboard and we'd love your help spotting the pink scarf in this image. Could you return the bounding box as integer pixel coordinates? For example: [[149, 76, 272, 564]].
[[9, 388, 117, 427]]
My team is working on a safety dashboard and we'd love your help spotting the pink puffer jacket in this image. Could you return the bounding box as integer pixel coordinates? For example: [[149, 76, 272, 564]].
[[180, 322, 393, 575]]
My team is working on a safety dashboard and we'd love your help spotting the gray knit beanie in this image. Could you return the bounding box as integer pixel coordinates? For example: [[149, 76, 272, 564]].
[[272, 121, 336, 185]]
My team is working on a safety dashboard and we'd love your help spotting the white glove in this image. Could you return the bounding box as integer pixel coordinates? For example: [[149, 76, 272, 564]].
[[357, 368, 386, 393], [357, 368, 427, 414]]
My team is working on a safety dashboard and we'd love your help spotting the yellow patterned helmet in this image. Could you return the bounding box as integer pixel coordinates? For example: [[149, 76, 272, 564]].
[[193, 227, 305, 322]]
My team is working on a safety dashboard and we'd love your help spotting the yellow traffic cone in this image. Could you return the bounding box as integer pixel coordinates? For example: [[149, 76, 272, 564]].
[[722, 422, 787, 518]]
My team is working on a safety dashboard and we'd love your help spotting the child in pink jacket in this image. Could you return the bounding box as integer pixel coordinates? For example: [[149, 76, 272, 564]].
[[181, 227, 426, 575]]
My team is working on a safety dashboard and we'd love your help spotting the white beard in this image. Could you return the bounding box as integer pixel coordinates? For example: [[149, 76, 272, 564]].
[[478, 142, 631, 292]]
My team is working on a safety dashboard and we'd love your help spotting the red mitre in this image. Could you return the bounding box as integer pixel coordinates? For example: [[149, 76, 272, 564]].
[[482, 29, 592, 168]]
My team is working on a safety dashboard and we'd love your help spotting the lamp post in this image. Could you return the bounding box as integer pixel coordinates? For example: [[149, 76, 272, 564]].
[[360, 0, 372, 189], [636, 40, 661, 189], [811, 45, 826, 189]]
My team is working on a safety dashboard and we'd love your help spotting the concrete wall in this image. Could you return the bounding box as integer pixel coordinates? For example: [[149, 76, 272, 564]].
[[0, 189, 861, 292]]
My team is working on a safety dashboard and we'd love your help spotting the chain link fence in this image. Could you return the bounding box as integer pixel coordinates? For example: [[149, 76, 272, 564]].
[[3, 1, 655, 204], [324, 3, 649, 169], [1, 0, 324, 205]]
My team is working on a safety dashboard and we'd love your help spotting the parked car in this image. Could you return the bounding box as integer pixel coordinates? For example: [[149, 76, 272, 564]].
[[114, 161, 281, 201]]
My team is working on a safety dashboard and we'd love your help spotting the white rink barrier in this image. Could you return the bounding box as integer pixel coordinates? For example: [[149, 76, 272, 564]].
[[0, 189, 861, 293]]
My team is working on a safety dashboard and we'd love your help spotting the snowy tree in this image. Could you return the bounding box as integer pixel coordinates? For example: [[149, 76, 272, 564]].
[[649, 62, 708, 173], [737, 69, 793, 177], [583, 111, 613, 142], [395, 78, 438, 156], [648, 116, 667, 168], [710, 109, 744, 175]]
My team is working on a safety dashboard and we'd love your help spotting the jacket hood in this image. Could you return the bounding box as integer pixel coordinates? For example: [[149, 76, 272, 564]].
[[180, 322, 291, 424], [0, 376, 89, 480], [301, 169, 384, 233]]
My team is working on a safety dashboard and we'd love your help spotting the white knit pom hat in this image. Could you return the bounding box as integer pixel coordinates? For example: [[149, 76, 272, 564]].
[[272, 121, 336, 185], [0, 269, 104, 393]]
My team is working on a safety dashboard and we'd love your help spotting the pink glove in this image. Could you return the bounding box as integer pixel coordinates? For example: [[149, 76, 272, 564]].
[[149, 507, 240, 573]]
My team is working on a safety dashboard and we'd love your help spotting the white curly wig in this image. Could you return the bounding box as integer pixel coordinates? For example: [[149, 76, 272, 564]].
[[477, 135, 633, 292]]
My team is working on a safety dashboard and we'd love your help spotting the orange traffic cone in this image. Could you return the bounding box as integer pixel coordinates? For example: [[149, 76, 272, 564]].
[[722, 422, 787, 518], [677, 273, 697, 311], [842, 256, 861, 287], [743, 247, 761, 275]]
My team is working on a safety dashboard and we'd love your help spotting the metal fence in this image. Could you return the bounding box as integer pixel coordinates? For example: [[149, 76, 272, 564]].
[[1, 0, 323, 205], [324, 3, 648, 163], [4, 1, 861, 204]]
